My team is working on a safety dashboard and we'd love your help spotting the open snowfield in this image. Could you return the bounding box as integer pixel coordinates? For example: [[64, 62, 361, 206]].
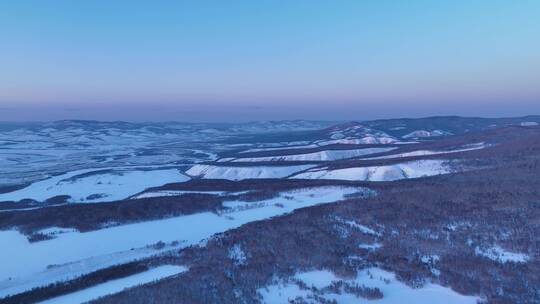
[[186, 164, 315, 180], [39, 265, 187, 304], [0, 167, 189, 203], [0, 186, 365, 298], [258, 268, 479, 304], [290, 160, 451, 181]]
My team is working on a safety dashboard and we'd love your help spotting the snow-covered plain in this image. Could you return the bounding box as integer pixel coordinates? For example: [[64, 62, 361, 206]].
[[186, 164, 315, 180], [258, 268, 479, 304], [0, 186, 365, 298], [225, 147, 396, 162], [39, 265, 187, 304], [0, 168, 189, 203], [290, 160, 451, 181]]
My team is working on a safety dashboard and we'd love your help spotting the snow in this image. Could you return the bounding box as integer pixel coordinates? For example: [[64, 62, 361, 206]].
[[0, 242, 185, 299], [359, 243, 382, 250], [0, 168, 190, 203], [132, 190, 251, 199], [39, 265, 187, 304], [403, 130, 452, 139], [316, 136, 396, 146], [362, 143, 486, 160], [344, 220, 381, 236], [290, 160, 451, 181], [475, 246, 529, 263], [133, 190, 231, 199], [239, 144, 319, 153], [0, 186, 365, 297], [228, 244, 247, 266], [37, 227, 78, 236], [238, 137, 397, 154], [258, 268, 479, 304], [228, 148, 396, 162], [296, 270, 337, 289], [185, 164, 315, 180]]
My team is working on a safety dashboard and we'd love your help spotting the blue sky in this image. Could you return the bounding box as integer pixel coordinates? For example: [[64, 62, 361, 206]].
[[0, 0, 539, 121]]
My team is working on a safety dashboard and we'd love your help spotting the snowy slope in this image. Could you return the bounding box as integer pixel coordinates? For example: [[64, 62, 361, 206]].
[[403, 130, 452, 138], [186, 164, 315, 180], [362, 143, 486, 160], [228, 147, 396, 162], [290, 160, 451, 181], [316, 136, 397, 145]]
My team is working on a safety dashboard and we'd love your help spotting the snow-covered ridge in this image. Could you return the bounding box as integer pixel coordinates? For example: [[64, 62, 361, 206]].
[[224, 147, 396, 162], [186, 164, 315, 180], [316, 136, 397, 145], [258, 268, 479, 304], [362, 142, 487, 160], [290, 159, 451, 181], [403, 130, 452, 139]]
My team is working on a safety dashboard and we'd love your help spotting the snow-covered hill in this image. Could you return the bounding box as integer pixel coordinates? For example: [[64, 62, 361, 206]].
[[223, 147, 396, 162], [290, 159, 451, 181], [186, 164, 315, 180]]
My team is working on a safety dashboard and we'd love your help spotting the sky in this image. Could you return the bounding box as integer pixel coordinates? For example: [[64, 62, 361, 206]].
[[0, 0, 539, 122]]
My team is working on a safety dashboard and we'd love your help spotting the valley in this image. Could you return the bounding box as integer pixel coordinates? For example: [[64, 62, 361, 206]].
[[0, 116, 539, 304]]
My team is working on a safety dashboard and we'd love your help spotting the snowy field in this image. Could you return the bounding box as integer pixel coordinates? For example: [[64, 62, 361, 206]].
[[290, 160, 451, 181], [39, 265, 187, 304], [0, 167, 189, 203], [259, 268, 479, 304], [0, 186, 365, 298]]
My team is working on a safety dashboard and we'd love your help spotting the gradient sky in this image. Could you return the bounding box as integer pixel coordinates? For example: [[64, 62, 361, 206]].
[[1, 0, 539, 122]]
